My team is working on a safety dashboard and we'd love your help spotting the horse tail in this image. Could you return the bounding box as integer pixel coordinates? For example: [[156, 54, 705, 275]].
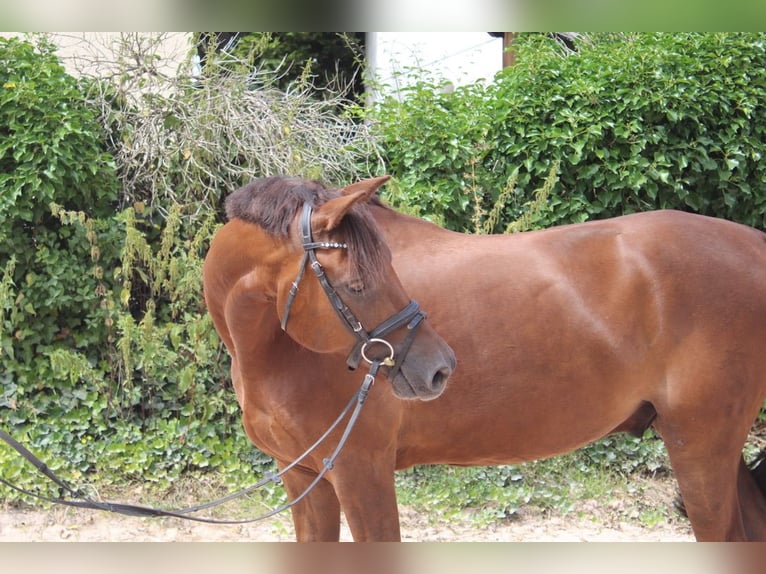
[[749, 451, 766, 498]]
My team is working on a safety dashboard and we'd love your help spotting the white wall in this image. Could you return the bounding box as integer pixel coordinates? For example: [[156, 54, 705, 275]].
[[367, 32, 503, 100], [2, 32, 191, 78]]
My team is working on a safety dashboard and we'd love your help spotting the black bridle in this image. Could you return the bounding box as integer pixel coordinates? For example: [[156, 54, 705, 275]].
[[281, 202, 426, 380]]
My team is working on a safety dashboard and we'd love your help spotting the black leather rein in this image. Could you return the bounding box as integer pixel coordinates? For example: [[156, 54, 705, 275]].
[[281, 202, 426, 380]]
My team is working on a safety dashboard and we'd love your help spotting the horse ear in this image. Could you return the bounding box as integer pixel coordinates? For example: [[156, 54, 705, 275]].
[[339, 175, 391, 197], [313, 175, 391, 231]]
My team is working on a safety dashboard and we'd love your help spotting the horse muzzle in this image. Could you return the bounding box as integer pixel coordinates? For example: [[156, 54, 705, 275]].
[[389, 340, 456, 401]]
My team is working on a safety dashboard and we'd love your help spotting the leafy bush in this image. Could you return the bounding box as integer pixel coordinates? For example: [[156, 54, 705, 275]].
[[368, 76, 494, 229], [370, 33, 766, 232], [0, 35, 119, 417], [0, 37, 118, 225], [490, 32, 766, 229]]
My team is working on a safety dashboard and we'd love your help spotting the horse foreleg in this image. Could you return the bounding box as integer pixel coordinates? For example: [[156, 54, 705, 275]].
[[332, 461, 401, 541], [279, 463, 342, 541]]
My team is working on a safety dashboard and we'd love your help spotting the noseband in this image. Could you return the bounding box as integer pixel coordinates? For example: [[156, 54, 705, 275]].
[[281, 202, 426, 379]]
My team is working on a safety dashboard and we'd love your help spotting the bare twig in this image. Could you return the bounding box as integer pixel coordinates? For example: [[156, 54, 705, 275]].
[[43, 32, 377, 216]]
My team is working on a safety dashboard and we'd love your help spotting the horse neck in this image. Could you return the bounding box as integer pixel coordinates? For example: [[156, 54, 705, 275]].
[[205, 219, 293, 365], [371, 204, 455, 252]]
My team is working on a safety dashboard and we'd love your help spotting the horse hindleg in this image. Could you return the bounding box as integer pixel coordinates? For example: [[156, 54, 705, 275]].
[[655, 411, 753, 541], [279, 463, 342, 541], [660, 434, 744, 540]]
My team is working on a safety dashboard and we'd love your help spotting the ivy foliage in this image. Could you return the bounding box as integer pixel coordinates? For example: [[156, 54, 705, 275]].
[[0, 36, 119, 394], [370, 33, 766, 232]]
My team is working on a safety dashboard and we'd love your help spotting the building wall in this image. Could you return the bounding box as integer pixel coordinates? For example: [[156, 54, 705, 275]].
[[2, 32, 191, 78]]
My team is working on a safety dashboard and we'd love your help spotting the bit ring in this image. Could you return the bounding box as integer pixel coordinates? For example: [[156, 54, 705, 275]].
[[360, 338, 395, 367]]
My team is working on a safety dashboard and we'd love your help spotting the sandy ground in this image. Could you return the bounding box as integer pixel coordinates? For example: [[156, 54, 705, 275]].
[[0, 480, 694, 542], [0, 508, 695, 542]]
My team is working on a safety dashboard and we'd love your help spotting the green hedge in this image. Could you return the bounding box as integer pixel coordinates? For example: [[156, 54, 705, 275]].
[[0, 36, 120, 424], [371, 33, 766, 232]]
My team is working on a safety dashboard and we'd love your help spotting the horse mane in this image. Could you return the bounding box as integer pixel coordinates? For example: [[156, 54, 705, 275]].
[[225, 176, 387, 285]]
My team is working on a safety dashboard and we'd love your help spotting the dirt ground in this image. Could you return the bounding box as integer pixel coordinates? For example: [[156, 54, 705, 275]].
[[0, 504, 694, 542], [0, 477, 694, 542]]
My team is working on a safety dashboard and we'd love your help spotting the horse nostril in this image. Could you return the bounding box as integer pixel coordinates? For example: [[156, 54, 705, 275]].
[[431, 367, 451, 390]]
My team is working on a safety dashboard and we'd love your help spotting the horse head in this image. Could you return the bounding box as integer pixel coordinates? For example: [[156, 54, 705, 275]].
[[223, 175, 455, 400]]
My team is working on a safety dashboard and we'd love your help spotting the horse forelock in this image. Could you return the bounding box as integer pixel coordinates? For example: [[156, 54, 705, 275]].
[[225, 176, 324, 235], [338, 201, 387, 287], [225, 176, 386, 285]]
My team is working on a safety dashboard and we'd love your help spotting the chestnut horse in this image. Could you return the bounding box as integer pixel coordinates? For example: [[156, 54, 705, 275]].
[[203, 175, 766, 541]]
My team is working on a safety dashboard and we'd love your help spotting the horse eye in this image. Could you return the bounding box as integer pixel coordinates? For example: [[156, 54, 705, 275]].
[[347, 280, 365, 294]]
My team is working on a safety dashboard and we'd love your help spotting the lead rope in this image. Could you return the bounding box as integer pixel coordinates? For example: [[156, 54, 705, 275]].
[[0, 361, 382, 525]]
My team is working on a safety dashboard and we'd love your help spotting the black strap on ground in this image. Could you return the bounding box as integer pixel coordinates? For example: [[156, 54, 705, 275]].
[[0, 427, 279, 523]]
